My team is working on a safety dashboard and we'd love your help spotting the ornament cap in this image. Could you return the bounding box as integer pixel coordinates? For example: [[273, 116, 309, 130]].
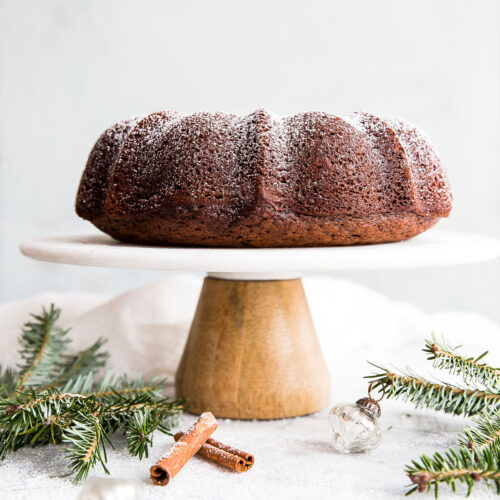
[[355, 397, 381, 417]]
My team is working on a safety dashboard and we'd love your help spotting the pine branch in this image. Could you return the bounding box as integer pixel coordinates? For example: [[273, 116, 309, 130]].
[[424, 335, 500, 389], [367, 365, 500, 417], [459, 410, 500, 453], [0, 366, 18, 399], [60, 370, 163, 402], [63, 409, 111, 483], [16, 305, 70, 391], [101, 390, 184, 436], [125, 409, 166, 460], [406, 446, 500, 497], [0, 304, 186, 483], [0, 383, 182, 444], [0, 389, 95, 459], [106, 397, 184, 428], [0, 387, 184, 481], [42, 338, 109, 390]]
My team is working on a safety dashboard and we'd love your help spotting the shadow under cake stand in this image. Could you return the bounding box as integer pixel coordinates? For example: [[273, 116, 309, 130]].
[[20, 230, 500, 420]]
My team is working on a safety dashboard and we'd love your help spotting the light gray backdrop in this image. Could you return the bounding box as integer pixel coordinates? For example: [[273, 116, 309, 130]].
[[1, 0, 499, 321]]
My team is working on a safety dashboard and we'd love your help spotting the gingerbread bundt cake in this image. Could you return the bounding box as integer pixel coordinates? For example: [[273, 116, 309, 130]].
[[76, 110, 452, 247]]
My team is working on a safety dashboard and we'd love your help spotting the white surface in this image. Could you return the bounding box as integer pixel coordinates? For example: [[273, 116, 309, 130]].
[[20, 230, 500, 276], [1, 276, 500, 499], [1, 0, 500, 320]]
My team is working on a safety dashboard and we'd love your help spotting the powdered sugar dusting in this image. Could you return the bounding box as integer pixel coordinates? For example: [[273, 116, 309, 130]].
[[75, 109, 452, 247]]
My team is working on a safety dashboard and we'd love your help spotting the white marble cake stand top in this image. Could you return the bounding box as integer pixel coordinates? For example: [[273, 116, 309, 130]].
[[20, 229, 500, 280]]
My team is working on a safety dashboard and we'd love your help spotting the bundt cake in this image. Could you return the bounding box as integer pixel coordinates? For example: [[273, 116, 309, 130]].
[[76, 110, 452, 247]]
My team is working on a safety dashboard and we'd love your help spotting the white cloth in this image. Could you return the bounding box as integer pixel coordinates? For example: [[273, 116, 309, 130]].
[[1, 275, 499, 499]]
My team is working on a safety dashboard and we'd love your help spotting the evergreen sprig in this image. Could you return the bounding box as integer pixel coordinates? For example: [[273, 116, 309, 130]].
[[125, 409, 164, 460], [0, 366, 17, 400], [368, 336, 500, 497], [16, 305, 71, 391], [367, 365, 500, 417], [0, 389, 93, 458], [0, 304, 185, 483], [424, 335, 500, 389], [459, 410, 500, 452], [406, 446, 500, 497]]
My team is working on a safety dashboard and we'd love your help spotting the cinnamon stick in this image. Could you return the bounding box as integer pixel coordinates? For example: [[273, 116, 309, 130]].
[[174, 431, 254, 472], [150, 412, 217, 486]]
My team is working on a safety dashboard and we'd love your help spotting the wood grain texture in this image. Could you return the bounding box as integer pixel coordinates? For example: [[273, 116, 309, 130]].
[[175, 277, 330, 419]]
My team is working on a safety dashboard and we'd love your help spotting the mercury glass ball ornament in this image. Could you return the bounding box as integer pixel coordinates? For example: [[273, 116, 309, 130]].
[[77, 478, 142, 500], [328, 397, 382, 453]]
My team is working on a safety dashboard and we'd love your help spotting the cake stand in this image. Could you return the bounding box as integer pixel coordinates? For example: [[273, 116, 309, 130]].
[[20, 230, 500, 420]]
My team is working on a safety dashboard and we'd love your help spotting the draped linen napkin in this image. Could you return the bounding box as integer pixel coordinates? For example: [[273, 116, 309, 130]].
[[1, 274, 499, 391]]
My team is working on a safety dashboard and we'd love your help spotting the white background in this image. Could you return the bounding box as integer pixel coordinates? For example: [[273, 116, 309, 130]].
[[1, 0, 499, 320]]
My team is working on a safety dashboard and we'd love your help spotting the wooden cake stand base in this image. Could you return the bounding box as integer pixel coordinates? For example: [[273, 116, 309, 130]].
[[20, 230, 500, 419], [176, 277, 329, 419]]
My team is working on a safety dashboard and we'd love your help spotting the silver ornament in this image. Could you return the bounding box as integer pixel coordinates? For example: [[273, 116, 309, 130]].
[[328, 397, 383, 454], [77, 477, 142, 500]]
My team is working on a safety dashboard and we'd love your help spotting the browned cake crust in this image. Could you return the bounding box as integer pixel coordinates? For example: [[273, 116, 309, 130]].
[[76, 110, 452, 247]]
